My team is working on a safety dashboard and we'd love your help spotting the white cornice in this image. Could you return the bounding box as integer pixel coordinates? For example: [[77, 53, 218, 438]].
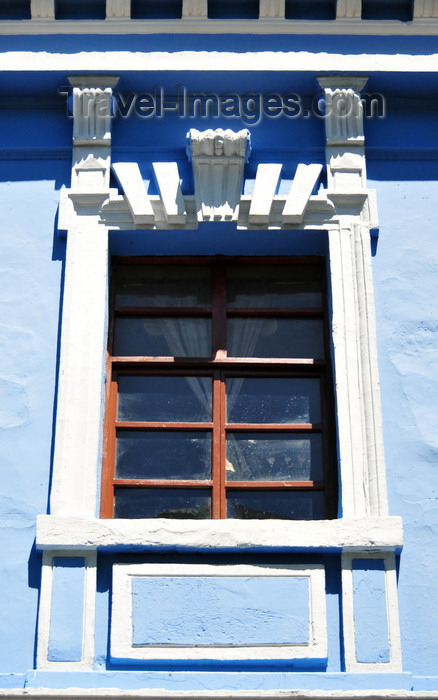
[[1, 17, 438, 34], [1, 690, 438, 698], [0, 51, 438, 73]]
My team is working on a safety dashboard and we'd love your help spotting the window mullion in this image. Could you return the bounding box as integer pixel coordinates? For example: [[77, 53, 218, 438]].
[[101, 369, 118, 518], [212, 263, 227, 359], [211, 371, 224, 519]]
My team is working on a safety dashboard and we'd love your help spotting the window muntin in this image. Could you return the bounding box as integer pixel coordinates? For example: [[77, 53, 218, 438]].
[[102, 257, 336, 520]]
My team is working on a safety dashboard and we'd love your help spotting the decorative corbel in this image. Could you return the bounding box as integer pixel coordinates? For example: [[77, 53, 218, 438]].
[[187, 128, 251, 221], [413, 0, 438, 16], [259, 0, 285, 18], [182, 0, 208, 17], [106, 0, 131, 18], [317, 76, 377, 229], [30, 0, 55, 18], [68, 75, 119, 194], [336, 0, 362, 18], [317, 76, 368, 190]]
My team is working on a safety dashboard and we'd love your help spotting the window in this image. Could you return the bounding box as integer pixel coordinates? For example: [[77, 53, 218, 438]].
[[100, 257, 337, 520]]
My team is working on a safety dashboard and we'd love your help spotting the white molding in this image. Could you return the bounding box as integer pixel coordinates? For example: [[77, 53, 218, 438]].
[[111, 563, 327, 661], [2, 692, 438, 699], [4, 18, 438, 34], [1, 51, 438, 72], [35, 515, 403, 551], [37, 551, 96, 671], [342, 552, 402, 672]]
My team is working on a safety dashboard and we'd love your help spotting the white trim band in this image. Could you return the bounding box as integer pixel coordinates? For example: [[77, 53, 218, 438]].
[[36, 515, 403, 551]]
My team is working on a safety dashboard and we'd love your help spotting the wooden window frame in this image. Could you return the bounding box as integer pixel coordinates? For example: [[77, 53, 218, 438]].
[[100, 256, 337, 520]]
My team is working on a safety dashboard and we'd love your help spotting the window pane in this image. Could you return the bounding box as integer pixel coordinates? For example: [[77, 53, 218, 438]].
[[227, 490, 325, 520], [227, 377, 321, 424], [118, 375, 212, 422], [114, 488, 211, 519], [116, 431, 211, 480], [116, 265, 211, 307], [228, 318, 324, 358], [227, 265, 323, 308], [226, 433, 322, 481], [114, 317, 211, 357]]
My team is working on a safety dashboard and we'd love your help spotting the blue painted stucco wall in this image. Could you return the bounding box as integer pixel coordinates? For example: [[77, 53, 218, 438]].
[[0, 27, 438, 692]]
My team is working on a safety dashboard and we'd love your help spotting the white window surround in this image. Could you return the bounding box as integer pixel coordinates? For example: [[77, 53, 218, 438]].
[[39, 73, 401, 552], [35, 77, 403, 673]]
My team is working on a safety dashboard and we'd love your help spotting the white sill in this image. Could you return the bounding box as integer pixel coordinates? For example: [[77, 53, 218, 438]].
[[36, 515, 403, 552]]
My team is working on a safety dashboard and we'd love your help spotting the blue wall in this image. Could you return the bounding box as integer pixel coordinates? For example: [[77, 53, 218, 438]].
[[0, 172, 65, 675], [372, 178, 438, 680], [0, 51, 438, 688]]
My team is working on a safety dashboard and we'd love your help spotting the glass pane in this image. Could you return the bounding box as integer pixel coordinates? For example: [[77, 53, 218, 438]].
[[227, 377, 321, 424], [227, 265, 323, 308], [226, 433, 322, 481], [114, 488, 211, 519], [114, 317, 211, 357], [227, 490, 325, 520], [116, 431, 211, 480], [228, 318, 324, 358], [118, 375, 212, 422], [115, 265, 211, 307]]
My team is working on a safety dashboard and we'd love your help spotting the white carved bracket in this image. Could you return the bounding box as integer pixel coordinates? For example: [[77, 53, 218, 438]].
[[153, 162, 187, 224], [67, 76, 119, 195], [187, 128, 251, 222], [182, 0, 208, 17], [30, 0, 55, 18], [259, 0, 285, 18], [106, 0, 131, 18], [317, 76, 371, 210], [248, 164, 282, 225], [336, 0, 361, 18], [112, 162, 155, 224], [414, 0, 438, 15], [282, 164, 323, 224]]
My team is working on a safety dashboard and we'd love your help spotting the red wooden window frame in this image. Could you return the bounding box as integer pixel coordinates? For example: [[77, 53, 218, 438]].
[[100, 256, 337, 520]]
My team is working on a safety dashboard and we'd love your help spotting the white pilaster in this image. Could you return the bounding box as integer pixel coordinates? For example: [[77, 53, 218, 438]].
[[49, 220, 110, 517], [51, 77, 118, 517], [328, 222, 388, 518]]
